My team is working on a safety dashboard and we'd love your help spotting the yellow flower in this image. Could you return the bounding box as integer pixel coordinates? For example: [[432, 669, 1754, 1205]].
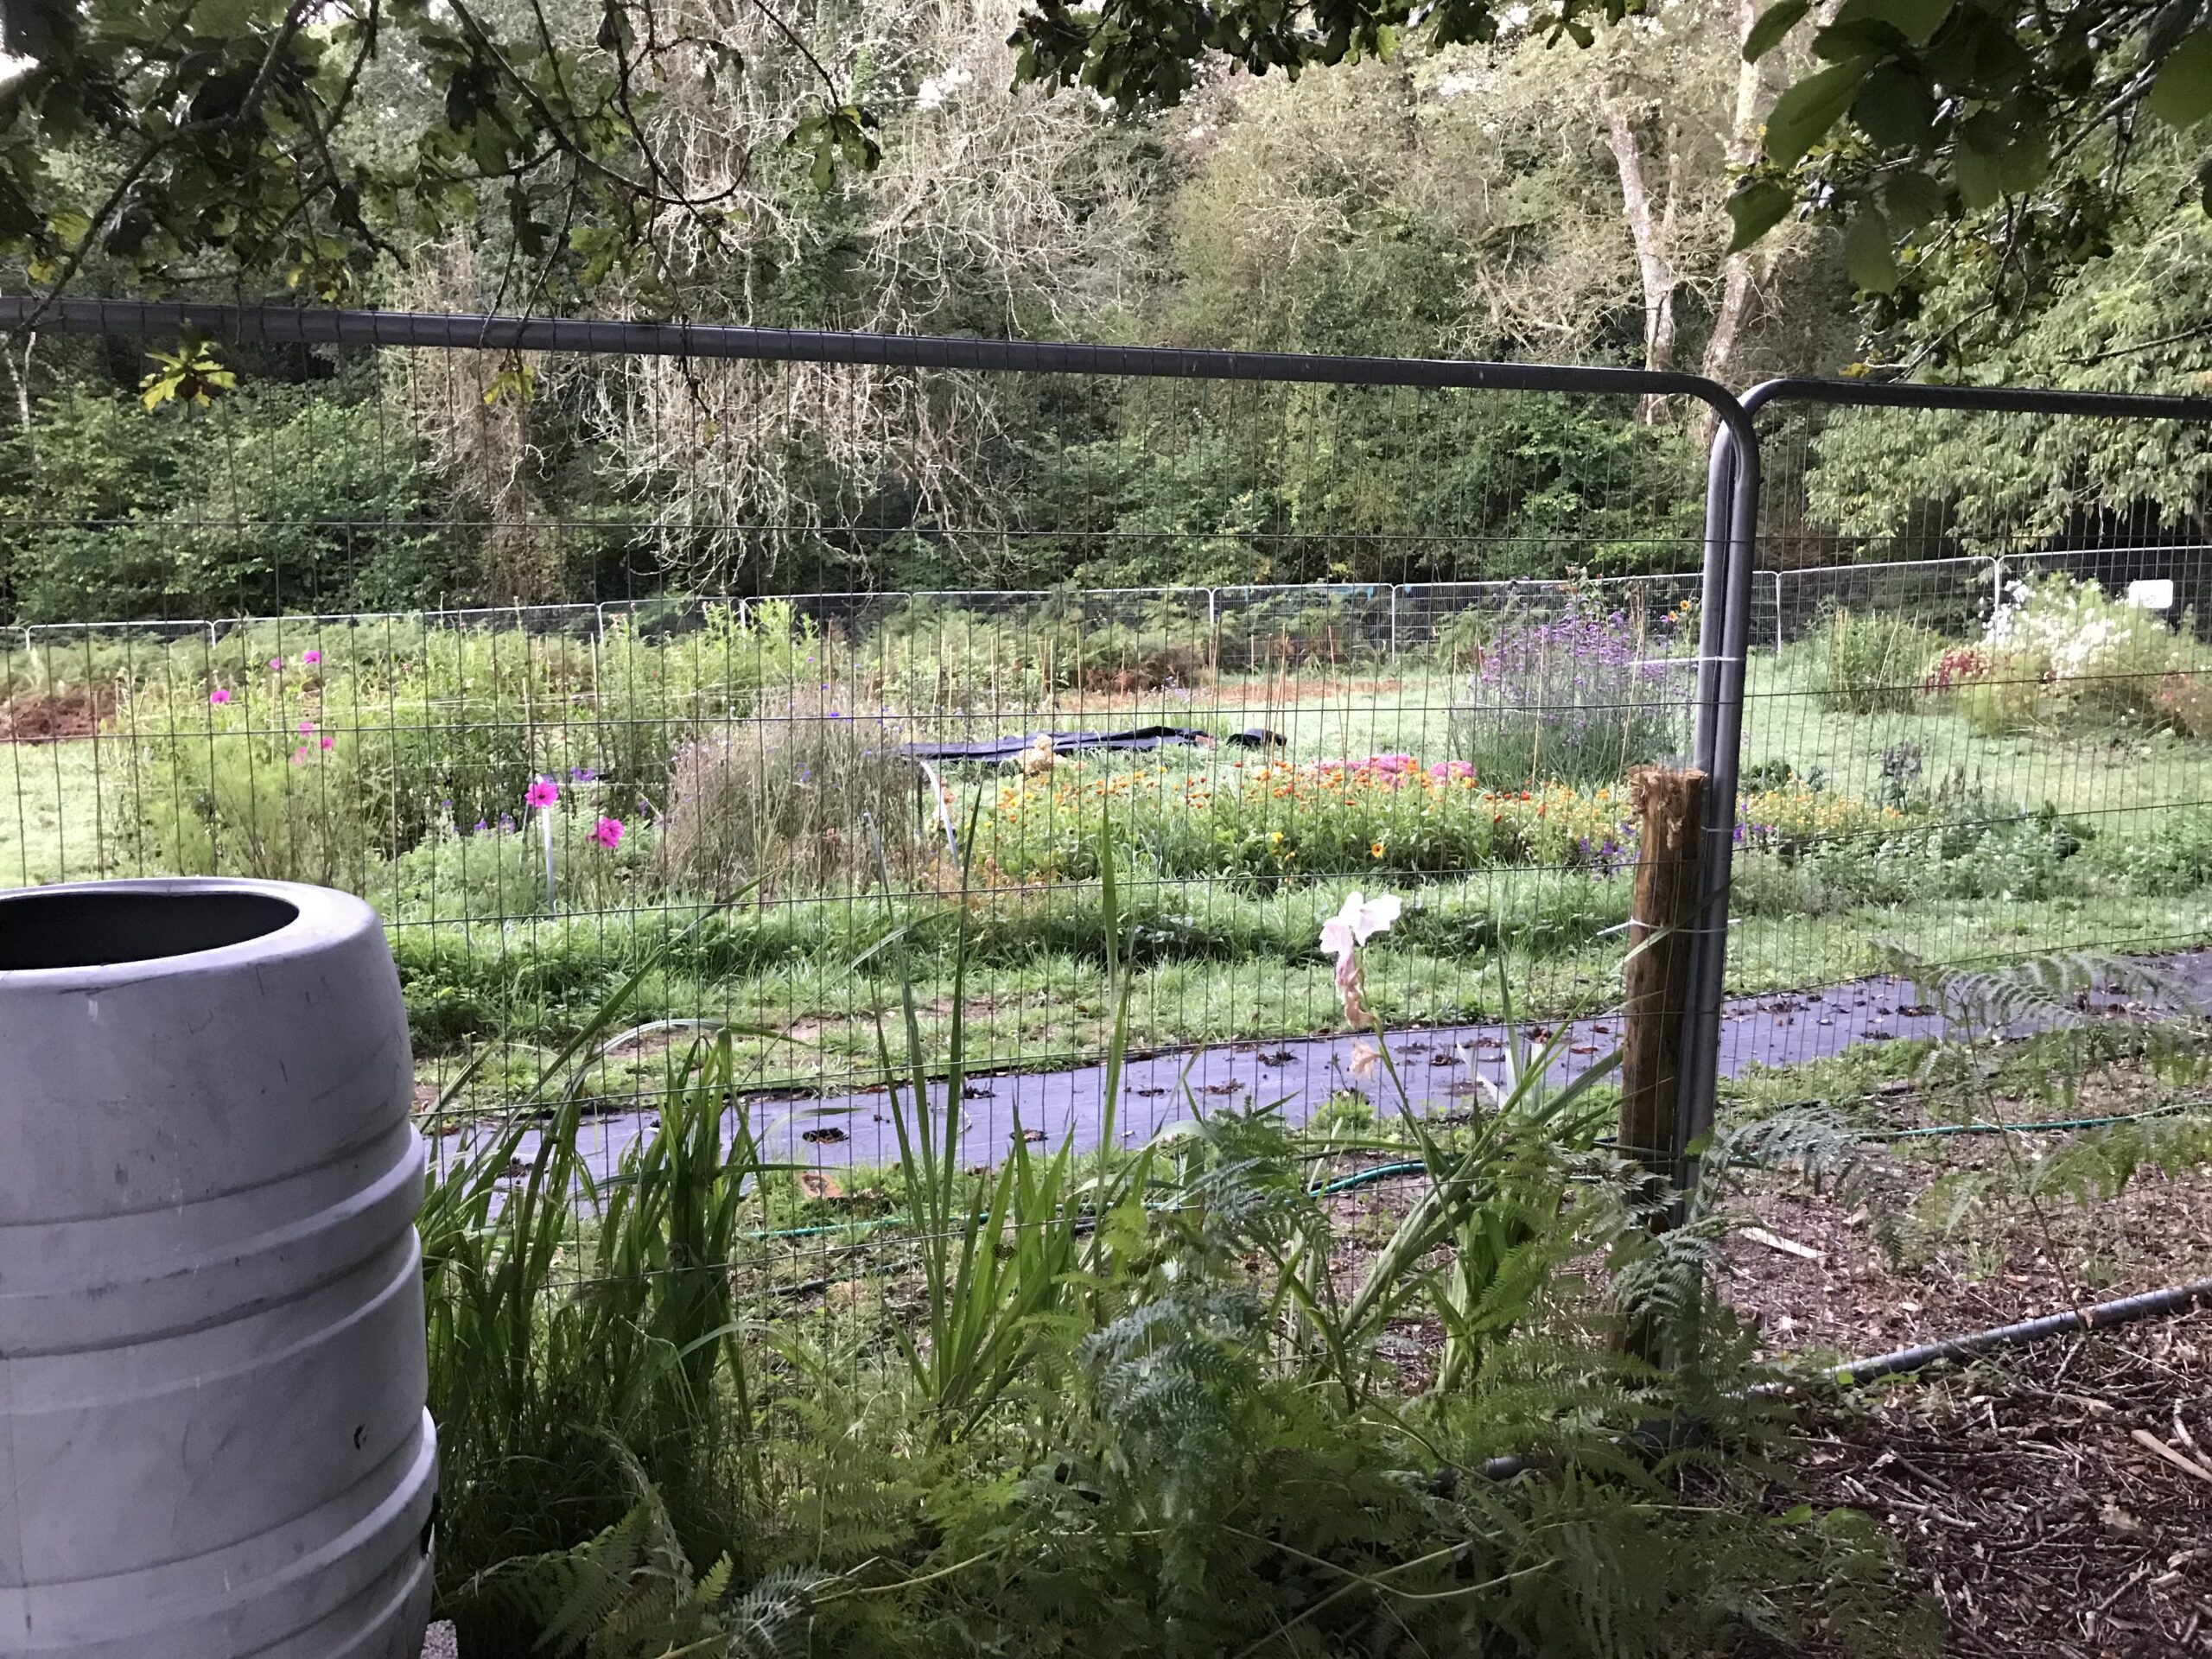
[[1369, 842, 1384, 858]]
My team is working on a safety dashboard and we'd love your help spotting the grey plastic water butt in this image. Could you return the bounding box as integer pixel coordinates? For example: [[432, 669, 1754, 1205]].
[[0, 879, 436, 1658]]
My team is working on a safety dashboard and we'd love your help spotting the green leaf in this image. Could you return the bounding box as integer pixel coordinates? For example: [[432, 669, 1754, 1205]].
[[1882, 167, 1947, 228], [1843, 205, 1899, 293], [192, 0, 257, 38], [1996, 126, 2050, 192], [1829, 0, 1952, 44], [1852, 63, 1936, 149], [1725, 178, 1795, 250], [1764, 58, 1874, 167], [1743, 0, 1810, 61], [1811, 19, 1907, 61], [2148, 31, 2212, 129], [1955, 143, 2002, 209]]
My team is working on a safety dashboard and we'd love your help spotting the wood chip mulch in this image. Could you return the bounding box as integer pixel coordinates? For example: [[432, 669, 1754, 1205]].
[[1716, 1115, 2212, 1658], [1783, 1311, 2212, 1657]]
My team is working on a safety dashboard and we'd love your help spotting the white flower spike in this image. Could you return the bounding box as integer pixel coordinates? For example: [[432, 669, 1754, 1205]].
[[1321, 891, 1401, 1031], [1319, 891, 1402, 964]]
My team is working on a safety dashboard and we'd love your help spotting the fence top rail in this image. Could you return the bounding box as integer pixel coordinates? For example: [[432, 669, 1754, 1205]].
[[0, 297, 1751, 418], [1741, 374, 2212, 425], [3, 550, 2157, 640]]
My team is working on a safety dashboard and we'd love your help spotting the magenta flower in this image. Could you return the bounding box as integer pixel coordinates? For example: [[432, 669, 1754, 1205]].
[[590, 816, 624, 850], [524, 776, 559, 810], [208, 687, 230, 706], [298, 720, 315, 734], [301, 650, 321, 665], [289, 746, 309, 765], [320, 734, 334, 750], [269, 657, 283, 671]]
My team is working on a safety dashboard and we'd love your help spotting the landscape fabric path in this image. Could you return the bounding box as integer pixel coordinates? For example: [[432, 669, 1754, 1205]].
[[437, 950, 2212, 1190]]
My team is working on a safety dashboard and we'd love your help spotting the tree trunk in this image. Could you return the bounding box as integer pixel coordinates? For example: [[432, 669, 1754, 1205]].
[[1602, 90, 1679, 421], [1700, 0, 1777, 394]]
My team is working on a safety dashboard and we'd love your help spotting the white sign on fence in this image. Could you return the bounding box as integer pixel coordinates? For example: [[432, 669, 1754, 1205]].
[[2126, 579, 2176, 611]]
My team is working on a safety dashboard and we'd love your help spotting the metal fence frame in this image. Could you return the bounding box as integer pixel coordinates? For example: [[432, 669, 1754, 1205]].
[[16, 296, 2212, 1190], [1678, 377, 2212, 1175]]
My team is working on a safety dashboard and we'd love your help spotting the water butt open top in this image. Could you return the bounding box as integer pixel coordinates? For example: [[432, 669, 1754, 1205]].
[[0, 880, 437, 1659]]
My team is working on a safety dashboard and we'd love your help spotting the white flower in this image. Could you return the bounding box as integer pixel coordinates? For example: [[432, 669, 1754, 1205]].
[[1319, 890, 1402, 964], [916, 65, 972, 111]]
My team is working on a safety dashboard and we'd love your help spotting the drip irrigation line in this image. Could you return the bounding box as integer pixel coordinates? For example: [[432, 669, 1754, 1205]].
[[1472, 1276, 2212, 1485], [1821, 1276, 2212, 1386]]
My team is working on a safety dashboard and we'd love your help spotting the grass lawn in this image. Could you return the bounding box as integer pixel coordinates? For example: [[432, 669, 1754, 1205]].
[[0, 734, 130, 887]]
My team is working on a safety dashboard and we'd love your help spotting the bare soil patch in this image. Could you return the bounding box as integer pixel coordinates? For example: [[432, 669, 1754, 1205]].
[[1, 686, 113, 742]]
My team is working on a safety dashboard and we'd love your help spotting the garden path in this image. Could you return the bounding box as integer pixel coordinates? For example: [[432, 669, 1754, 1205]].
[[444, 949, 2212, 1187]]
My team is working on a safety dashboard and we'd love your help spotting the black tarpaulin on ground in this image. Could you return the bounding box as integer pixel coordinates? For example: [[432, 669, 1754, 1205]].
[[906, 727, 1284, 763]]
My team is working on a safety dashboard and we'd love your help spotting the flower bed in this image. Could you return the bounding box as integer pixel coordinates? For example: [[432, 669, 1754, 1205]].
[[975, 753, 1635, 882]]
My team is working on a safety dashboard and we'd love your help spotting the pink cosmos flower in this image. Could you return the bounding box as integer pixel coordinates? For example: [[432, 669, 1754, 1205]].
[[208, 688, 230, 705], [269, 657, 283, 671], [298, 720, 315, 734], [524, 776, 559, 810], [590, 817, 624, 850], [301, 650, 321, 664], [289, 746, 309, 765], [320, 735, 334, 750]]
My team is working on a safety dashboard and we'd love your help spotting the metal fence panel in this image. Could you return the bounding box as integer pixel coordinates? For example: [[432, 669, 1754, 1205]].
[[0, 308, 1739, 1207]]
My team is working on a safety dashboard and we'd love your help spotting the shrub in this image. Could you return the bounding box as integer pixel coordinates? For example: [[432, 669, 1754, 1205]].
[[121, 605, 812, 872], [2088, 807, 2212, 893], [1956, 575, 2210, 733], [376, 804, 658, 921], [655, 682, 925, 899], [1446, 602, 1689, 786], [864, 599, 1053, 714], [1736, 781, 1903, 861], [585, 601, 805, 803], [1808, 607, 1940, 715], [0, 382, 452, 622], [2158, 668, 2212, 738]]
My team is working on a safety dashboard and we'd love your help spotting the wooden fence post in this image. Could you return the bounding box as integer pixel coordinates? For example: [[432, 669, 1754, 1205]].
[[1620, 765, 1707, 1212]]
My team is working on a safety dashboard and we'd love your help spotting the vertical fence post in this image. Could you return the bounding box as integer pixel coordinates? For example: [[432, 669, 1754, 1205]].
[[1388, 585, 1400, 662], [1670, 411, 1761, 1204], [1622, 766, 1706, 1199]]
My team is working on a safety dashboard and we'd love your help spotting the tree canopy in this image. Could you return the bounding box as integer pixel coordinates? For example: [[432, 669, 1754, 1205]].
[[4, 0, 2212, 337]]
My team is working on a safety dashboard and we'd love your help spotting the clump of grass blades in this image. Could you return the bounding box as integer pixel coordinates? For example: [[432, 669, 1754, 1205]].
[[655, 679, 923, 899], [1807, 606, 1941, 716]]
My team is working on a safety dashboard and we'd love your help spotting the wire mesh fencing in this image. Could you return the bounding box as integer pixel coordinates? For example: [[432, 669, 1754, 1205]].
[[14, 305, 2212, 1402], [0, 318, 1730, 1224], [1726, 398, 2212, 1081], [0, 573, 1713, 1180]]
